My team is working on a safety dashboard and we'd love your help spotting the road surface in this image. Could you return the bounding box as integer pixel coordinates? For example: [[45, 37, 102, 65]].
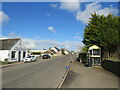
[[2, 54, 76, 88]]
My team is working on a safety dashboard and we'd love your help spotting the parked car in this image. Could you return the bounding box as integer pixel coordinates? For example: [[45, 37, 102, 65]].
[[42, 54, 50, 59], [31, 56, 36, 62], [24, 56, 32, 63], [41, 53, 45, 57]]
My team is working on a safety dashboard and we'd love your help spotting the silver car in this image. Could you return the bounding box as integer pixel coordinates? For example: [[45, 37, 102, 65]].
[[31, 56, 36, 62], [24, 56, 32, 63]]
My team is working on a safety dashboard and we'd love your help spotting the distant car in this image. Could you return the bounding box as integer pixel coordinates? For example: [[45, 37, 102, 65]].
[[41, 54, 45, 56], [31, 56, 36, 62], [24, 56, 32, 63], [42, 54, 50, 59]]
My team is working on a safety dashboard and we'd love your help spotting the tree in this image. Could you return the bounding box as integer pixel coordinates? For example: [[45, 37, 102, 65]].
[[83, 13, 120, 59]]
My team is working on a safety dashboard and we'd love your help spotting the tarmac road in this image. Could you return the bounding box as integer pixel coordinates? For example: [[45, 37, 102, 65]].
[[2, 54, 76, 88]]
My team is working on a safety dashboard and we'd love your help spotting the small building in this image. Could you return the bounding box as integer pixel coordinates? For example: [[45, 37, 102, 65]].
[[29, 49, 48, 54], [28, 49, 48, 57], [43, 50, 54, 57], [0, 38, 28, 62], [61, 48, 69, 55], [28, 49, 55, 57], [87, 45, 101, 66], [49, 47, 61, 56]]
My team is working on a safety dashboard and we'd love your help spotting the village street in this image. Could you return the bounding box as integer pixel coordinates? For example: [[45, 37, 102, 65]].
[[2, 54, 76, 88]]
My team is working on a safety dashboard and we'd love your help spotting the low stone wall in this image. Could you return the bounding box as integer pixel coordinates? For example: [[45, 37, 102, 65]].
[[101, 60, 120, 76]]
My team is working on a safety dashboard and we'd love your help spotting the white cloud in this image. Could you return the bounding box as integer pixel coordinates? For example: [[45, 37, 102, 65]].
[[22, 38, 36, 49], [48, 26, 54, 30], [50, 3, 59, 8], [22, 38, 84, 51], [0, 36, 8, 39], [8, 32, 22, 38], [59, 0, 80, 12], [0, 32, 22, 39], [75, 33, 80, 35], [76, 2, 118, 23], [74, 33, 81, 40], [48, 26, 57, 33], [46, 13, 50, 16], [74, 35, 81, 40], [50, 0, 80, 12], [50, 2, 118, 23], [0, 11, 9, 25], [9, 32, 15, 36], [0, 34, 84, 51]]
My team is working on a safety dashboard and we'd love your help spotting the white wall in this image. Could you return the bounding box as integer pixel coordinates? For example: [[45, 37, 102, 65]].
[[8, 51, 27, 62], [10, 40, 28, 62], [0, 40, 28, 62], [0, 50, 9, 62], [64, 50, 68, 55], [9, 51, 18, 62], [51, 47, 58, 53]]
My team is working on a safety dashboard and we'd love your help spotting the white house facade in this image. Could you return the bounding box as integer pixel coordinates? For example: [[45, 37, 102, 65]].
[[49, 47, 61, 56], [0, 38, 28, 62]]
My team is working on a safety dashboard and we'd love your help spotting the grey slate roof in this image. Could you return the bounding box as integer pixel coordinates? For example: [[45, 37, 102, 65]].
[[54, 47, 60, 51], [0, 38, 20, 50]]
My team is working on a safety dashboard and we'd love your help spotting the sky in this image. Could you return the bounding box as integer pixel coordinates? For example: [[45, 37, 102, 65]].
[[1, 1, 119, 51]]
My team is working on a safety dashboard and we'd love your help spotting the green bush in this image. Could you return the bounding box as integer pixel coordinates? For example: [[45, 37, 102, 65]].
[[79, 53, 87, 63], [4, 58, 8, 64], [103, 58, 120, 62]]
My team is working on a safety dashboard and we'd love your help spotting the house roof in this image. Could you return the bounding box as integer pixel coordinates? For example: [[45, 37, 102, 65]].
[[54, 47, 60, 51], [49, 46, 60, 51], [0, 38, 20, 50]]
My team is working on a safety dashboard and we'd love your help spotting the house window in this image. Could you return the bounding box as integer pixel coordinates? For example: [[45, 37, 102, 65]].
[[11, 51, 16, 58], [23, 52, 26, 58]]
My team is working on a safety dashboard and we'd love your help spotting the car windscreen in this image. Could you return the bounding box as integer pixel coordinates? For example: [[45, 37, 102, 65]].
[[27, 56, 31, 58]]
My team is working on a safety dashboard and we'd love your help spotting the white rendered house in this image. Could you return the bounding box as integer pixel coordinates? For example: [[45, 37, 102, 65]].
[[0, 38, 28, 62], [49, 47, 61, 56]]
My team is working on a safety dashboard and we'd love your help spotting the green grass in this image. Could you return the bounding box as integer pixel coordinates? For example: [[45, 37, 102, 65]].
[[0, 62, 8, 65], [103, 58, 120, 62]]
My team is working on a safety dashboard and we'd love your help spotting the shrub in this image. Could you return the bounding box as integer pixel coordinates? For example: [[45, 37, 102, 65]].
[[4, 58, 8, 64], [79, 53, 87, 63]]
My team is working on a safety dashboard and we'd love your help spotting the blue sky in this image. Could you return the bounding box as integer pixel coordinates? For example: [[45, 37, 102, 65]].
[[1, 1, 118, 51]]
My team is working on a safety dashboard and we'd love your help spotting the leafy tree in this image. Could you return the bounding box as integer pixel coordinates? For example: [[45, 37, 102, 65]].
[[83, 13, 120, 60]]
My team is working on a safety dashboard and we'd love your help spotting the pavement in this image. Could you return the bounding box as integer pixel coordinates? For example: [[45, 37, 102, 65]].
[[2, 54, 76, 88], [61, 61, 119, 88]]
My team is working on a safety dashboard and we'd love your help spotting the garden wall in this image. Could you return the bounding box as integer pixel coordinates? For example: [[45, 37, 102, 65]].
[[101, 60, 120, 76]]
